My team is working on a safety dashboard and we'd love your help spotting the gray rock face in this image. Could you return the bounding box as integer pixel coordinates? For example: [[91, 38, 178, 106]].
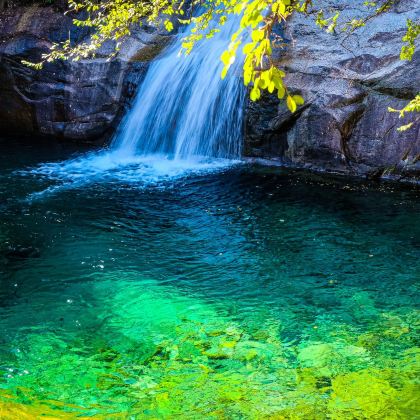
[[0, 1, 419, 183], [0, 5, 170, 142], [245, 0, 420, 182]]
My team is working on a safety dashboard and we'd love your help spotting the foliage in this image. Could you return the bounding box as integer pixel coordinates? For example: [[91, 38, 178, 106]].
[[388, 93, 420, 132], [22, 0, 419, 120], [401, 18, 420, 60]]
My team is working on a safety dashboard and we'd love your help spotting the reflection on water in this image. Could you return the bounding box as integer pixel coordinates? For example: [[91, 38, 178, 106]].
[[0, 138, 419, 418]]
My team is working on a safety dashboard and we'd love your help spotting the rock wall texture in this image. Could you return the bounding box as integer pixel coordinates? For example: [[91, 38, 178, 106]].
[[0, 1, 419, 182], [245, 0, 420, 182], [0, 4, 169, 142]]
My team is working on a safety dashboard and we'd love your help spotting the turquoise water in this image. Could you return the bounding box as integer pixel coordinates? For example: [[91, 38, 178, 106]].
[[0, 138, 419, 418]]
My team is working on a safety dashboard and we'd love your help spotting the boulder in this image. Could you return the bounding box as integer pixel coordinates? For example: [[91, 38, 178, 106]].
[[245, 0, 420, 182], [0, 1, 419, 183], [0, 4, 170, 142]]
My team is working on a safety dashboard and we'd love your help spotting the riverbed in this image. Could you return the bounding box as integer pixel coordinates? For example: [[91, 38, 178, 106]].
[[0, 137, 419, 418]]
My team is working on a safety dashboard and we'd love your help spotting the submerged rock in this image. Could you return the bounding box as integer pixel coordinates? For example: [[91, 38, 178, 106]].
[[5, 244, 40, 260], [244, 0, 419, 182]]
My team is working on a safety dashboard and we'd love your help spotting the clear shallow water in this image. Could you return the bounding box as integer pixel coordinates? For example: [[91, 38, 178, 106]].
[[0, 138, 419, 418]]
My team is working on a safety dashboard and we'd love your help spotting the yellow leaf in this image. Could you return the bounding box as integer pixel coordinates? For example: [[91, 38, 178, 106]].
[[220, 50, 231, 66], [277, 86, 285, 99], [287, 95, 297, 112], [397, 122, 414, 132], [234, 3, 243, 14], [273, 68, 286, 78], [250, 87, 261, 101], [251, 29, 265, 42], [244, 69, 252, 86], [292, 95, 305, 105], [221, 66, 228, 80], [259, 78, 268, 89], [164, 20, 173, 32], [243, 42, 256, 54], [277, 2, 286, 15]]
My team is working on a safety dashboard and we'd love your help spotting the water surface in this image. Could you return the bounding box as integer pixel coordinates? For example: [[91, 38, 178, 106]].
[[0, 138, 419, 418]]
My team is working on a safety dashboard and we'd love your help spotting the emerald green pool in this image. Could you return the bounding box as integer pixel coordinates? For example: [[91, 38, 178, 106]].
[[0, 138, 419, 418]]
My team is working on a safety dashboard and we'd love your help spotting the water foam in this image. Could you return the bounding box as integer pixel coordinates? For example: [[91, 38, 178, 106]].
[[21, 151, 238, 200]]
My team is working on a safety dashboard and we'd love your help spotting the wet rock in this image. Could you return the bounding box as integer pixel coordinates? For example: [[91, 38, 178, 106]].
[[245, 0, 420, 183], [203, 347, 232, 360], [0, 1, 418, 183], [0, 5, 171, 143], [297, 342, 370, 377]]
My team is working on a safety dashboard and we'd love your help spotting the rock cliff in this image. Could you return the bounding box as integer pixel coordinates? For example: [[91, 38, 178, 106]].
[[0, 0, 419, 182], [245, 0, 419, 182], [0, 4, 169, 142]]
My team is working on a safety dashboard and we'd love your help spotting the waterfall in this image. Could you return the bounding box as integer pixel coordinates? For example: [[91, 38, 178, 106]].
[[24, 15, 248, 199], [112, 15, 246, 160]]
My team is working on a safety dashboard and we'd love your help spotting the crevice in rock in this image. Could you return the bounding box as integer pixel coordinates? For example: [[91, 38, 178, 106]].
[[339, 106, 366, 165]]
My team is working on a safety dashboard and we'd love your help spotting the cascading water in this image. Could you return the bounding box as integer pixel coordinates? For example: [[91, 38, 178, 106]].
[[22, 14, 248, 198], [113, 15, 246, 160]]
